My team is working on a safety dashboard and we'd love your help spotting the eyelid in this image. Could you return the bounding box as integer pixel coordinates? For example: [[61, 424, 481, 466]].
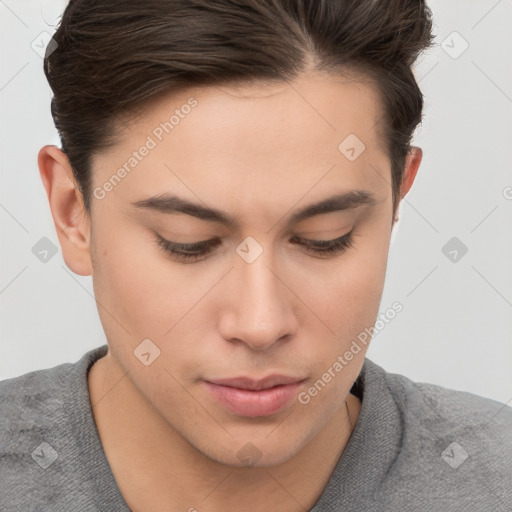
[[295, 234, 344, 244], [158, 235, 219, 250], [292, 227, 353, 242], [159, 231, 351, 248], [154, 229, 355, 262], [296, 227, 351, 236]]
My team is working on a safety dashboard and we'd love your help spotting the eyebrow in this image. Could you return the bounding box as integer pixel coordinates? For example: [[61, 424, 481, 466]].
[[130, 189, 377, 228]]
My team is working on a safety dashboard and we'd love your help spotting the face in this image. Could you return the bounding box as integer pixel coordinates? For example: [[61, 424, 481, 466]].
[[84, 70, 397, 466]]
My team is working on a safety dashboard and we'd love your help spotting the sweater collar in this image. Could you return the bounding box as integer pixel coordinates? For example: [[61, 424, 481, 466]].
[[310, 357, 403, 510], [69, 345, 402, 511]]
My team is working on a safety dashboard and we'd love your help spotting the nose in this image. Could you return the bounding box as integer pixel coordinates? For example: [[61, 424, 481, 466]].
[[218, 250, 298, 351]]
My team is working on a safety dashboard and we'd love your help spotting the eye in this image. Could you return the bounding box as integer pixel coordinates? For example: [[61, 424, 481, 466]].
[[290, 231, 354, 258], [154, 231, 354, 263], [154, 234, 220, 263]]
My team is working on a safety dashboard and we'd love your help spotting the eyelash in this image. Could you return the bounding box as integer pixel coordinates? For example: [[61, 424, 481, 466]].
[[154, 231, 354, 263]]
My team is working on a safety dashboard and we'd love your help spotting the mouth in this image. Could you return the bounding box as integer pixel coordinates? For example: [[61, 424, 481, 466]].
[[203, 375, 306, 417]]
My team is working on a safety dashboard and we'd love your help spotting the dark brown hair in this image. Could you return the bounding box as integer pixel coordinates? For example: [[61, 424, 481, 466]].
[[44, 0, 435, 216]]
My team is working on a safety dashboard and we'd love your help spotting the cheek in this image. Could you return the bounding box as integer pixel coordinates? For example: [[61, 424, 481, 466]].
[[287, 223, 390, 383], [91, 219, 192, 340], [298, 225, 390, 334]]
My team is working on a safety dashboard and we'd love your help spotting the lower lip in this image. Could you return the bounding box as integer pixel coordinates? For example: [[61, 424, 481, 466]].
[[204, 381, 304, 417]]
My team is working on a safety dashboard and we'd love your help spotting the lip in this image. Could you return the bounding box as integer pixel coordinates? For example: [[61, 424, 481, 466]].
[[204, 375, 306, 417], [208, 374, 304, 391]]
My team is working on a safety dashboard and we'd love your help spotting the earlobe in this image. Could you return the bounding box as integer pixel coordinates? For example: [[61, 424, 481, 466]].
[[37, 145, 93, 276]]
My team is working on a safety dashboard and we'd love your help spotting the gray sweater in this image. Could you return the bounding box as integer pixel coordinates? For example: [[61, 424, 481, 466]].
[[1, 344, 510, 511]]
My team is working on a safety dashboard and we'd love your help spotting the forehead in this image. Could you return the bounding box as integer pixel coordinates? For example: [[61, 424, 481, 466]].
[[91, 71, 390, 219], [126, 70, 384, 147]]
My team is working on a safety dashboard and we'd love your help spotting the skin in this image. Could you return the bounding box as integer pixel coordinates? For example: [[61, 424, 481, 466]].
[[38, 70, 422, 511]]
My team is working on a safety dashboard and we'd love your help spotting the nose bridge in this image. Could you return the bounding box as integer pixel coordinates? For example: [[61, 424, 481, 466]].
[[223, 239, 293, 350]]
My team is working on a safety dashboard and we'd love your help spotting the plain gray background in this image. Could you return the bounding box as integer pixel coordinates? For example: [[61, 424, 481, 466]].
[[1, 0, 511, 405]]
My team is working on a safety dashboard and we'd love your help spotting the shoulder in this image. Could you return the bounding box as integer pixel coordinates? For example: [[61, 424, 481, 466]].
[[0, 360, 74, 505], [0, 360, 74, 431], [0, 345, 107, 427], [0, 346, 109, 509], [0, 345, 107, 440], [383, 366, 511, 441], [375, 362, 511, 509], [0, 357, 80, 477]]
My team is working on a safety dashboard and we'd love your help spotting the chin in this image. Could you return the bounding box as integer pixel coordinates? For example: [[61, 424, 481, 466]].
[[201, 432, 308, 468]]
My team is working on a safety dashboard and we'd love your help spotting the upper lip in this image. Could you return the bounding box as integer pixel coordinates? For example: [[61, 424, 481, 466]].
[[206, 375, 305, 391]]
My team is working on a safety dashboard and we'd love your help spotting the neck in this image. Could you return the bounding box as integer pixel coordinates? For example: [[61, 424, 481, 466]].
[[88, 353, 361, 512]]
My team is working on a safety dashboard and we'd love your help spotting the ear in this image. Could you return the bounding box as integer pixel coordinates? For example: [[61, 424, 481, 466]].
[[393, 146, 423, 222], [37, 145, 93, 276]]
